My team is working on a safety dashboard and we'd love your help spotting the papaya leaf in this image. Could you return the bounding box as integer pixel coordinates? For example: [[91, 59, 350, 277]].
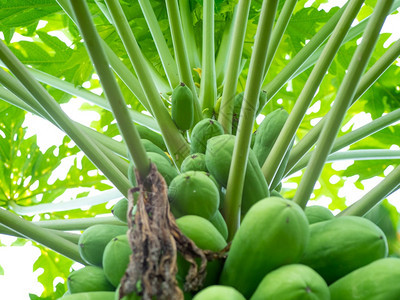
[[32, 245, 73, 298]]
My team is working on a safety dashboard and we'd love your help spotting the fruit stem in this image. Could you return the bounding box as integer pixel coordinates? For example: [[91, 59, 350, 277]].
[[223, 0, 278, 240]]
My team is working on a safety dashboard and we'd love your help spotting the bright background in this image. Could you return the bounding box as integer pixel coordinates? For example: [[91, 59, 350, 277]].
[[0, 1, 399, 299]]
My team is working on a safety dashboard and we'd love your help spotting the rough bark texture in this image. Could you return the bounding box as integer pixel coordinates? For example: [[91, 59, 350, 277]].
[[119, 163, 223, 300]]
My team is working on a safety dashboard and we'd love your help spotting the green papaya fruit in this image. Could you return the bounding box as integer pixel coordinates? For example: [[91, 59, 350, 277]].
[[193, 285, 246, 300], [59, 291, 115, 300], [208, 211, 228, 241], [250, 264, 330, 300], [112, 199, 129, 223], [176, 215, 227, 252], [147, 152, 178, 185], [231, 91, 266, 135], [252, 108, 289, 166], [300, 216, 388, 284], [269, 189, 284, 198], [168, 171, 219, 219], [205, 134, 269, 216], [190, 118, 224, 154], [141, 139, 170, 162], [181, 153, 208, 173], [114, 284, 141, 300], [304, 205, 334, 224], [78, 224, 128, 266], [67, 266, 115, 294], [171, 82, 194, 131], [103, 234, 132, 287], [176, 215, 227, 289], [329, 257, 400, 300], [219, 197, 309, 298], [135, 123, 167, 151]]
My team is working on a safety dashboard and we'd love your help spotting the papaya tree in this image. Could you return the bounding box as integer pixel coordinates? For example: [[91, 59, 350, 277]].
[[0, 0, 399, 298]]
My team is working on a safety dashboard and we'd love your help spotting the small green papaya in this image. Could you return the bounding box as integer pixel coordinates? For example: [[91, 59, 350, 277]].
[[168, 171, 219, 219], [190, 118, 224, 154], [112, 199, 129, 223], [208, 211, 228, 241], [67, 266, 114, 294], [250, 264, 330, 300], [193, 285, 245, 300], [176, 215, 227, 289], [141, 139, 170, 162], [78, 224, 128, 266], [181, 153, 208, 173], [103, 234, 132, 287], [219, 197, 309, 298], [135, 123, 167, 151], [304, 205, 334, 224], [205, 134, 269, 216], [269, 189, 284, 198], [329, 257, 400, 299], [147, 152, 178, 185], [252, 108, 289, 166], [300, 216, 388, 284], [59, 291, 115, 300], [171, 82, 194, 131]]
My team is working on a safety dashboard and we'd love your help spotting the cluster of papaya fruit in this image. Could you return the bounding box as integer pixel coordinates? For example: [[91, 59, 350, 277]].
[[59, 88, 400, 299]]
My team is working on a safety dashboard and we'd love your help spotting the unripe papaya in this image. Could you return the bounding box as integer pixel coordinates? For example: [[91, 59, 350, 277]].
[[193, 285, 245, 300], [176, 215, 227, 288], [59, 291, 115, 300], [78, 224, 128, 266], [111, 199, 129, 223], [114, 284, 141, 300], [103, 234, 132, 287], [168, 171, 219, 219], [135, 123, 167, 151], [252, 108, 289, 166], [329, 257, 400, 300], [219, 197, 309, 298], [181, 153, 208, 173], [205, 134, 269, 216], [171, 82, 194, 131], [141, 139, 170, 162], [304, 205, 334, 224], [300, 216, 388, 284], [208, 211, 228, 241], [67, 266, 114, 294], [269, 189, 284, 198], [190, 118, 224, 154], [147, 152, 178, 185], [250, 264, 330, 300]]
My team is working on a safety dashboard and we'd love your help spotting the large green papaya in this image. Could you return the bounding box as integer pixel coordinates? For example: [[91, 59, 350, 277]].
[[250, 264, 330, 300], [190, 118, 224, 154], [181, 153, 208, 173], [171, 82, 194, 131], [168, 171, 219, 219], [102, 234, 132, 287], [193, 285, 245, 300], [205, 134, 269, 216], [176, 215, 227, 289], [219, 197, 309, 298], [300, 216, 388, 284], [329, 257, 400, 299], [78, 224, 128, 266], [304, 205, 334, 224], [147, 152, 178, 185], [67, 266, 114, 294], [59, 291, 115, 300]]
